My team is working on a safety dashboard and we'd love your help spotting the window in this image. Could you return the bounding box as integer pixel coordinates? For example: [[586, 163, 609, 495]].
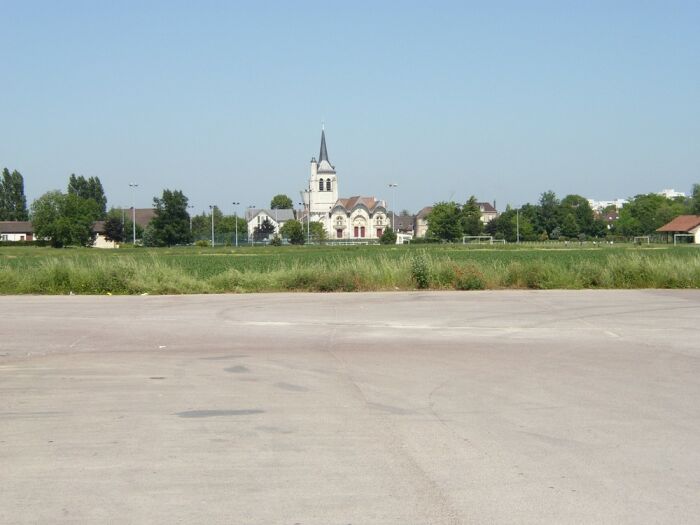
[[360, 226, 365, 238], [326, 179, 331, 191], [319, 179, 324, 191], [354, 226, 359, 237], [336, 229, 342, 238]]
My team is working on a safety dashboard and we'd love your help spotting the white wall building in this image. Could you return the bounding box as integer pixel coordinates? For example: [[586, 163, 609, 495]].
[[301, 129, 388, 240], [657, 188, 686, 199], [246, 208, 295, 239], [587, 198, 628, 211]]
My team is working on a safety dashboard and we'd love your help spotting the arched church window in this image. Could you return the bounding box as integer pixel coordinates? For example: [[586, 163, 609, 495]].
[[326, 179, 331, 191], [319, 179, 324, 191]]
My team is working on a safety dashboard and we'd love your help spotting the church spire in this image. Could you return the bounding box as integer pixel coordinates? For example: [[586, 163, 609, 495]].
[[319, 128, 329, 164]]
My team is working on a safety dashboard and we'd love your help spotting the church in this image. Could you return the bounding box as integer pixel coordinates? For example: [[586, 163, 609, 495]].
[[302, 129, 389, 240]]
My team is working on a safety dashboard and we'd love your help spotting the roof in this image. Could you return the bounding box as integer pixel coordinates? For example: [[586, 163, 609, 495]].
[[392, 215, 415, 231], [416, 206, 433, 219], [117, 208, 156, 228], [478, 202, 497, 213], [334, 196, 385, 213], [0, 221, 33, 233], [317, 129, 336, 173], [245, 208, 295, 222], [92, 221, 106, 233], [656, 215, 700, 233]]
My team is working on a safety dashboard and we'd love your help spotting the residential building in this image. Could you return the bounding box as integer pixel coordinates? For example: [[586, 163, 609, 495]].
[[657, 188, 687, 199], [246, 208, 295, 239], [656, 215, 700, 244], [0, 221, 34, 241], [414, 207, 432, 238]]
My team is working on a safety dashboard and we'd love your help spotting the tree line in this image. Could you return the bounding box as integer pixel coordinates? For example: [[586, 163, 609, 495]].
[[427, 186, 700, 242]]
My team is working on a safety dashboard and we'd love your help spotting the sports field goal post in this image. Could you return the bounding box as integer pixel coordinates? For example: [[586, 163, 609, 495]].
[[673, 233, 694, 245], [463, 235, 495, 245], [633, 236, 650, 245]]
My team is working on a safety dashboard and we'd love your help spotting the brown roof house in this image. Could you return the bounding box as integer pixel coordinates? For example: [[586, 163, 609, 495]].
[[0, 221, 34, 241], [656, 215, 700, 244]]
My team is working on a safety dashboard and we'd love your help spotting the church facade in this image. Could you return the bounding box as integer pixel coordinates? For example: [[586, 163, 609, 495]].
[[303, 130, 388, 240]]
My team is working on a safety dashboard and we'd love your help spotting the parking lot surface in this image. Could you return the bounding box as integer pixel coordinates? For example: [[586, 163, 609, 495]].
[[1, 290, 699, 524]]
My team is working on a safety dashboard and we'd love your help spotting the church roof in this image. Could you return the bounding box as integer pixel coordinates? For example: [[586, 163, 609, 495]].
[[333, 196, 385, 212], [317, 129, 336, 173]]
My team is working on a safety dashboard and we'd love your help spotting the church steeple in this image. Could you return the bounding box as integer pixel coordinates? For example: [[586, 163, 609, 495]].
[[319, 128, 329, 163], [316, 127, 335, 174]]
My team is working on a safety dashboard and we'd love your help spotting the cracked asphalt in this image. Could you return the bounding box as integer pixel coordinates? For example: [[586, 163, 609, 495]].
[[1, 290, 699, 524]]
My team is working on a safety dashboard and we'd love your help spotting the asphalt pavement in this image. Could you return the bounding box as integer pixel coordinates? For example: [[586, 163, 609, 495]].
[[1, 290, 699, 524]]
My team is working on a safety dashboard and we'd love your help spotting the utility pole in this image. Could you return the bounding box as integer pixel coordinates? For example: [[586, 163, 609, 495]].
[[129, 183, 138, 244], [389, 183, 398, 231], [209, 205, 215, 247], [516, 208, 520, 244], [232, 202, 240, 247], [188, 205, 194, 232]]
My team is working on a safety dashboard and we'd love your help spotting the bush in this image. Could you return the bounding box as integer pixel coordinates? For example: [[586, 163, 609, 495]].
[[379, 228, 397, 245], [411, 253, 430, 289], [270, 235, 282, 247], [195, 239, 210, 247], [454, 264, 486, 290]]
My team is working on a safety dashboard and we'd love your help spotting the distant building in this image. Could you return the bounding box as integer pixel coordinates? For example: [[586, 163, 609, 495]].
[[656, 215, 700, 244], [91, 221, 118, 249], [0, 221, 34, 241], [303, 129, 389, 240], [391, 214, 415, 236], [245, 208, 295, 239], [657, 188, 687, 199], [477, 202, 498, 224], [587, 198, 628, 211], [414, 207, 432, 238]]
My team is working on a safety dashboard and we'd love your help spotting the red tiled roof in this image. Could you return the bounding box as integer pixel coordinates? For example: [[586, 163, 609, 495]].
[[478, 202, 497, 213], [656, 215, 700, 233], [335, 196, 383, 211]]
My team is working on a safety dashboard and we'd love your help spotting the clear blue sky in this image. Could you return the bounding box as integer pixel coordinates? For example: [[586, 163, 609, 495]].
[[2, 1, 699, 215]]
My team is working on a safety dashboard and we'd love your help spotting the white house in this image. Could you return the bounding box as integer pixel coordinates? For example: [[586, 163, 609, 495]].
[[245, 208, 295, 239], [0, 221, 34, 241]]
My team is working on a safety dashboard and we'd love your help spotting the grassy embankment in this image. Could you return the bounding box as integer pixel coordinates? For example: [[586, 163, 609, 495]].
[[0, 244, 699, 294]]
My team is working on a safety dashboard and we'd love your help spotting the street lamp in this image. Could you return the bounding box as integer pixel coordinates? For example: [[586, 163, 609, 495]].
[[232, 202, 240, 247], [187, 205, 195, 232], [248, 205, 255, 245], [516, 207, 520, 244], [388, 183, 398, 231], [209, 205, 215, 247], [302, 189, 311, 244], [129, 183, 138, 244]]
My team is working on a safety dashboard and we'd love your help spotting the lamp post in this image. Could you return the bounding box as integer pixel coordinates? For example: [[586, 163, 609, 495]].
[[388, 183, 398, 231], [209, 205, 215, 247], [303, 189, 311, 244], [129, 183, 138, 244], [516, 208, 520, 244], [248, 205, 255, 245], [232, 202, 240, 247], [187, 205, 195, 232]]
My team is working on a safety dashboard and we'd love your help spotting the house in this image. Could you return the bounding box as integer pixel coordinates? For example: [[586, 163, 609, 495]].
[[478, 202, 498, 224], [246, 208, 295, 239], [0, 221, 34, 241], [656, 215, 700, 244], [391, 214, 415, 236], [414, 207, 432, 238], [91, 221, 118, 249]]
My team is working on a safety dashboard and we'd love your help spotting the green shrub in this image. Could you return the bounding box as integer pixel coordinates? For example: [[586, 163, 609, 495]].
[[411, 253, 430, 289], [454, 264, 486, 290]]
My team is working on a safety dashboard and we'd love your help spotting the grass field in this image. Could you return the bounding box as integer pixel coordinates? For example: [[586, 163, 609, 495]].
[[1, 243, 699, 294]]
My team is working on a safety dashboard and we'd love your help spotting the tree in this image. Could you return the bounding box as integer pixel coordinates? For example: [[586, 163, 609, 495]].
[[103, 215, 124, 242], [150, 189, 193, 246], [0, 168, 29, 221], [460, 196, 482, 236], [270, 194, 293, 209], [309, 221, 327, 242], [253, 217, 276, 241], [426, 202, 462, 242], [618, 193, 687, 236], [380, 227, 397, 245], [537, 191, 560, 235], [280, 219, 305, 244], [31, 191, 100, 247], [67, 174, 107, 219], [691, 183, 700, 214]]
